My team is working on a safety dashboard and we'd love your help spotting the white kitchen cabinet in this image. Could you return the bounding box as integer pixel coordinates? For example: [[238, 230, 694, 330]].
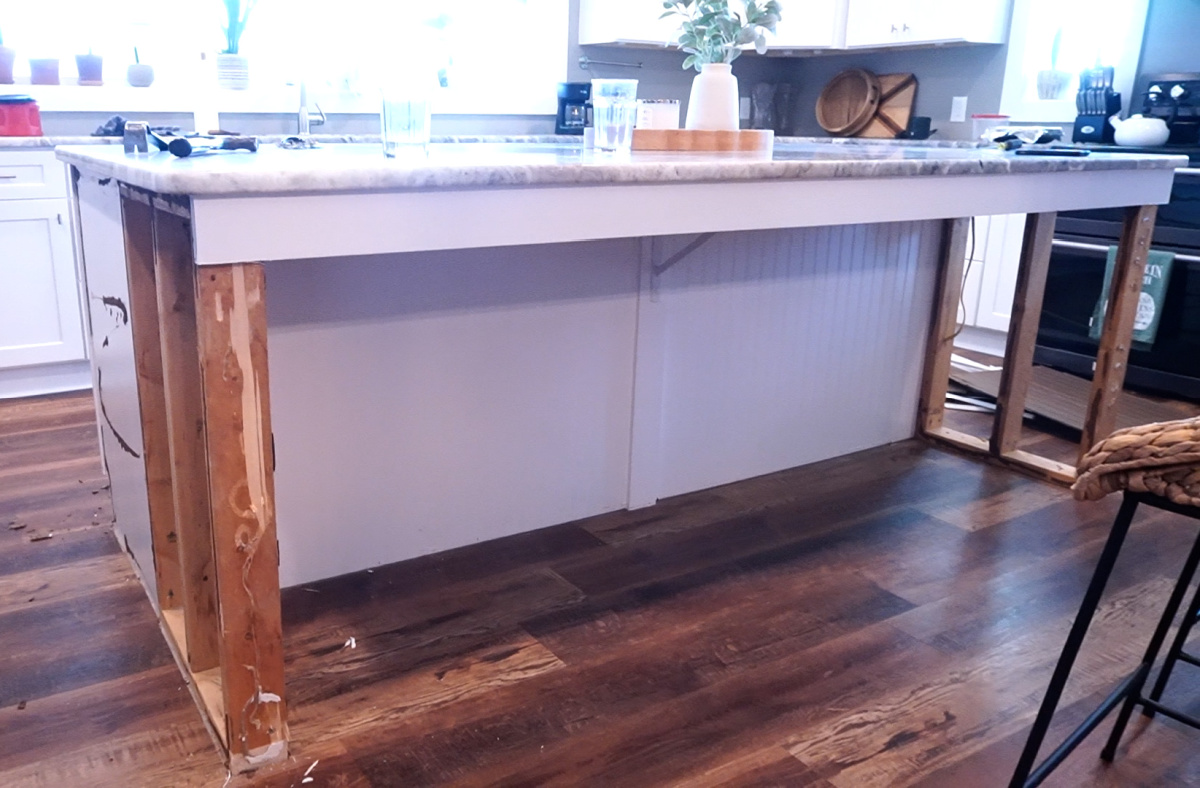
[[959, 213, 1026, 332], [580, 0, 847, 50], [578, 0, 679, 46], [845, 0, 1009, 48], [0, 150, 88, 386], [770, 0, 846, 49]]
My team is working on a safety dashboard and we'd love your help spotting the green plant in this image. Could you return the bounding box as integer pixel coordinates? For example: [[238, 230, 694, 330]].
[[661, 0, 782, 71], [221, 0, 257, 55]]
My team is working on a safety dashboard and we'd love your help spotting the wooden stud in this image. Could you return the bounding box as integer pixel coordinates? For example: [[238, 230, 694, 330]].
[[195, 263, 288, 772], [119, 190, 182, 612], [1080, 204, 1159, 459], [917, 217, 971, 434], [151, 198, 221, 673], [991, 212, 1057, 456]]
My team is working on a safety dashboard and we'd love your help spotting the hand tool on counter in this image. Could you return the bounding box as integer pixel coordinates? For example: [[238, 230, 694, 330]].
[[147, 129, 258, 158]]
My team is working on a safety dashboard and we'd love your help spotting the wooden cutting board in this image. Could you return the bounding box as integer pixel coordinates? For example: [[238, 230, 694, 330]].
[[631, 129, 774, 153], [816, 68, 881, 137], [857, 73, 918, 139]]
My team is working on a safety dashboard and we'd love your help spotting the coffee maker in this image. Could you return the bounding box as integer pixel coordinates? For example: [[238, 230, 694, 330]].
[[556, 82, 590, 136]]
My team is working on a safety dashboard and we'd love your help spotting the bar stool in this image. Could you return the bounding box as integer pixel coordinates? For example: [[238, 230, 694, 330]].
[[1011, 417, 1200, 788]]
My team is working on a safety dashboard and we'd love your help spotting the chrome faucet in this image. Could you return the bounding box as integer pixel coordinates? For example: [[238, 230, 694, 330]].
[[298, 80, 326, 135]]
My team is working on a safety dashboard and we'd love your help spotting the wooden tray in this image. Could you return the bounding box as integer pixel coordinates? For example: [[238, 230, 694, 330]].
[[816, 68, 881, 137], [631, 129, 774, 153], [857, 73, 918, 139]]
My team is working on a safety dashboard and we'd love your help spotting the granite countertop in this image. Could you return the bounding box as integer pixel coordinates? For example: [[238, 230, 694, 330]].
[[1, 134, 575, 149], [55, 137, 1188, 197]]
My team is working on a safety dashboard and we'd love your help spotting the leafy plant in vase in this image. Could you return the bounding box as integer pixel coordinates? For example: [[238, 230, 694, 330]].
[[662, 0, 781, 131], [0, 29, 15, 85], [217, 0, 256, 90]]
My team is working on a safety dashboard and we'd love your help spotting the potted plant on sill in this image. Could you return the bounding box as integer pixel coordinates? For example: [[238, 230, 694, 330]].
[[76, 49, 103, 86], [217, 0, 256, 89], [662, 0, 781, 131], [0, 29, 15, 85]]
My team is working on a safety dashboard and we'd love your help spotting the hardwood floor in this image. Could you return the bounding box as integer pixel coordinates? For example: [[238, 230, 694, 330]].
[[4, 391, 1200, 786]]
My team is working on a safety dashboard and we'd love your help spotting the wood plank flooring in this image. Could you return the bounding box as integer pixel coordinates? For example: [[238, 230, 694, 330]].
[[4, 391, 1200, 786]]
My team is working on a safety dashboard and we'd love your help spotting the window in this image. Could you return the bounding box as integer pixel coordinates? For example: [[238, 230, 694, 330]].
[[0, 0, 568, 115], [999, 0, 1150, 122]]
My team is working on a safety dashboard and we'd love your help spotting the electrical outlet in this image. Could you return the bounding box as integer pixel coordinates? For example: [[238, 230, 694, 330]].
[[739, 96, 751, 120], [950, 96, 968, 123]]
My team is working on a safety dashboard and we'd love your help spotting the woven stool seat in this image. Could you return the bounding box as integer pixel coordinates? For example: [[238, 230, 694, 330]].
[[1073, 416, 1200, 506], [1012, 417, 1200, 787]]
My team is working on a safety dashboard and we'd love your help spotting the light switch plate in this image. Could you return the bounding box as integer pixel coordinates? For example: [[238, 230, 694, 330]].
[[950, 96, 968, 123], [739, 97, 751, 120]]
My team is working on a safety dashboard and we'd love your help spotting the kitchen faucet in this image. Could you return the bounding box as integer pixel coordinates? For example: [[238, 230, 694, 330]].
[[298, 80, 326, 135]]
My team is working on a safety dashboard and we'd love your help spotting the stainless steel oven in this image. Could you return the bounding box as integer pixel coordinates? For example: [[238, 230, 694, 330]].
[[1035, 167, 1200, 401]]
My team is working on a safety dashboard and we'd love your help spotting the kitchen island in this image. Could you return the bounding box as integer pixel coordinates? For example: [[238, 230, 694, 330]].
[[58, 139, 1182, 771]]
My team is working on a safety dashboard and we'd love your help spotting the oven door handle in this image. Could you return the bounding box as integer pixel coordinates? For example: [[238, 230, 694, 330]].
[[1052, 238, 1200, 264]]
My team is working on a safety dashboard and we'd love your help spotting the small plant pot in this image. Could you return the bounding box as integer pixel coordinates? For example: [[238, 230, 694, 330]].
[[1036, 69, 1071, 100], [0, 47, 15, 85], [29, 58, 60, 86], [216, 53, 249, 90], [76, 53, 103, 86], [127, 63, 155, 88]]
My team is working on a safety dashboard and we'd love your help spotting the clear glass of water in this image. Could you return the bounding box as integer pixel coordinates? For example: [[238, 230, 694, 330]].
[[382, 95, 432, 154], [591, 79, 638, 153]]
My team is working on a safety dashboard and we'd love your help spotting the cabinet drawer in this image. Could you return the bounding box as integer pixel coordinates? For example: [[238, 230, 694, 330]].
[[0, 150, 68, 200]]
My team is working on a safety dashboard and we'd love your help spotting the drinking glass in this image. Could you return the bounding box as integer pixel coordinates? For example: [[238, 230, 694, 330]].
[[381, 69, 437, 155], [591, 79, 639, 152]]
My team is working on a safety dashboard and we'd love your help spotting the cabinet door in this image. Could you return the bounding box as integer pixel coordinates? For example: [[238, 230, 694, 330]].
[[973, 213, 1027, 332], [0, 199, 86, 369], [579, 0, 679, 46], [770, 0, 845, 49], [844, 0, 908, 47]]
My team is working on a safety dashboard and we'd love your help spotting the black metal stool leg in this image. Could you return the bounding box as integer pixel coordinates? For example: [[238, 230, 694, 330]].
[[1009, 493, 1140, 788], [1146, 545, 1200, 711], [1100, 524, 1200, 761]]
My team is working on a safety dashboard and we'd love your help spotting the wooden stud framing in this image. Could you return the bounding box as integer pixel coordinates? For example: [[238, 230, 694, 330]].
[[119, 186, 288, 773], [1080, 204, 1159, 458], [918, 217, 971, 434], [151, 198, 222, 673], [991, 211, 1056, 456], [918, 206, 1159, 485], [195, 263, 288, 771], [119, 191, 182, 612]]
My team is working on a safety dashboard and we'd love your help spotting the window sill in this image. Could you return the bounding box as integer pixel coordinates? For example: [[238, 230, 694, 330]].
[[0, 82, 556, 117]]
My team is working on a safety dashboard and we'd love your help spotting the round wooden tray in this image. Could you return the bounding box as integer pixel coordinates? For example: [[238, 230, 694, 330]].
[[816, 68, 881, 137]]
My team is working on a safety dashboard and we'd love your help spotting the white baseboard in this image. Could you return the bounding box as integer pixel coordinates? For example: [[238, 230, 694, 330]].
[[0, 360, 92, 400], [953, 325, 1008, 359]]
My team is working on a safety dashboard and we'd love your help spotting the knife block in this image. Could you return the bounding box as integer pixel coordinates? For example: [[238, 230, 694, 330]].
[[1072, 92, 1121, 143]]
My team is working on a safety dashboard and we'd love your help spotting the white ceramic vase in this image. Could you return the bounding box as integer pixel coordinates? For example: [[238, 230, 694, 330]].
[[216, 53, 249, 90], [685, 63, 739, 131]]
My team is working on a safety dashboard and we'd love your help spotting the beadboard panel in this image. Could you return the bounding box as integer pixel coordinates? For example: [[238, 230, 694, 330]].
[[265, 241, 641, 586], [656, 221, 941, 499]]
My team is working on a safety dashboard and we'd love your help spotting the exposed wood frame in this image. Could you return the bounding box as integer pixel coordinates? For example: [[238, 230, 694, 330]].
[[919, 205, 1160, 485], [1080, 205, 1159, 459], [118, 185, 288, 773], [918, 218, 970, 434], [119, 192, 182, 612]]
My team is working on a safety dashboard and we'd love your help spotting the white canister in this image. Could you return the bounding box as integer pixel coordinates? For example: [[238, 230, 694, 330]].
[[636, 99, 681, 130]]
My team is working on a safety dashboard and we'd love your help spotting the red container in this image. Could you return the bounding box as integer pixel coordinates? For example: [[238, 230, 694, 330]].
[[0, 95, 44, 137]]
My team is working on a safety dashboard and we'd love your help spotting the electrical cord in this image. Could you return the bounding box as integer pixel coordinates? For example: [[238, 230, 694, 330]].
[[950, 216, 977, 340]]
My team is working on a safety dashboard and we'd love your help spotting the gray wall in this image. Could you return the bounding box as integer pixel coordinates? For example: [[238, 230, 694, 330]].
[[1136, 0, 1200, 88], [779, 45, 1010, 140]]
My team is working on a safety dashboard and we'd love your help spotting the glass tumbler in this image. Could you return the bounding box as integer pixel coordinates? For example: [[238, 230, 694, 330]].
[[591, 79, 639, 152], [382, 70, 437, 155]]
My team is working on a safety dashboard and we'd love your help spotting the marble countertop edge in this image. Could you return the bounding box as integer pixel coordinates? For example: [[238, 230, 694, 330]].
[[53, 140, 1188, 197]]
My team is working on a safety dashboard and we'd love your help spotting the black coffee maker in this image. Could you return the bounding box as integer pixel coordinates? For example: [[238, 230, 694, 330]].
[[556, 82, 590, 136]]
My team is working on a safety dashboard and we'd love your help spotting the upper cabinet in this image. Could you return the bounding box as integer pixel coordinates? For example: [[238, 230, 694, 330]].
[[580, 0, 847, 50], [578, 0, 679, 47], [579, 0, 1009, 52], [844, 0, 1009, 48]]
